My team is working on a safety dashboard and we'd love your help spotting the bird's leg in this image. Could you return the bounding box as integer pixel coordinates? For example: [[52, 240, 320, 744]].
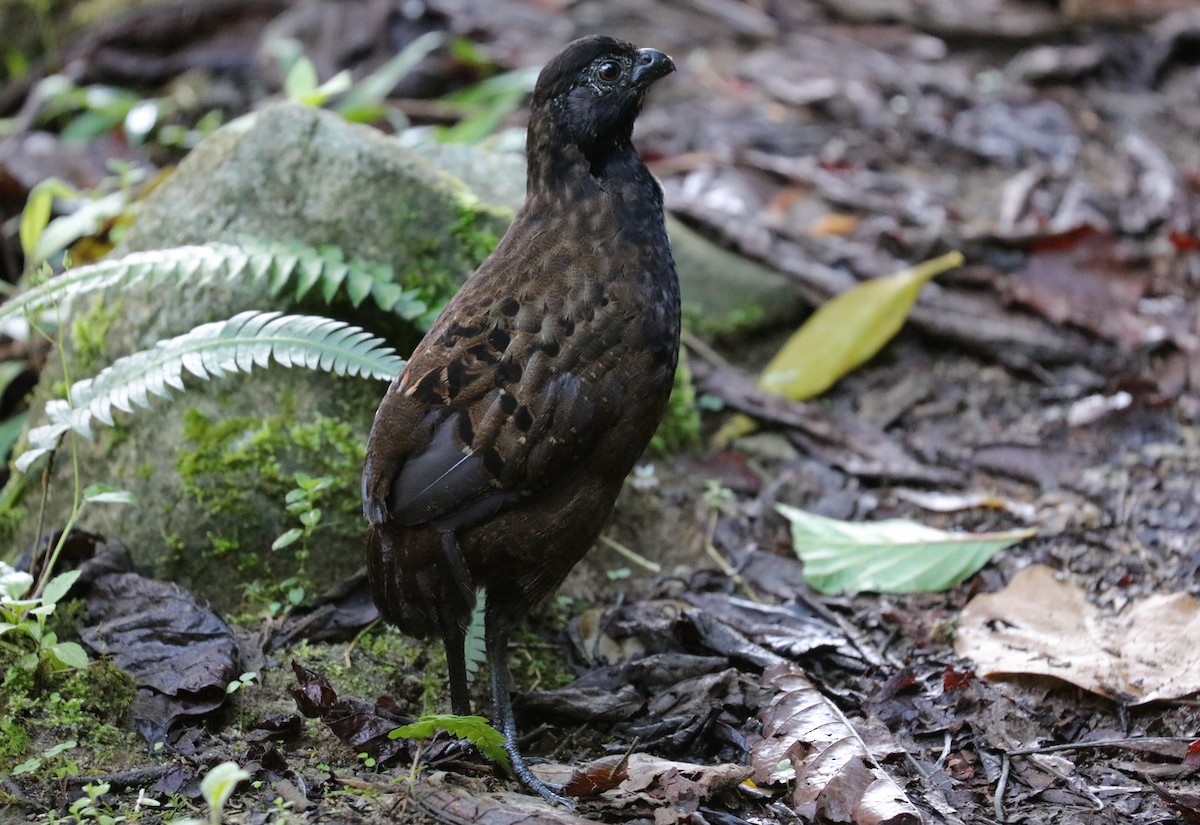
[[485, 600, 572, 808], [440, 531, 474, 716]]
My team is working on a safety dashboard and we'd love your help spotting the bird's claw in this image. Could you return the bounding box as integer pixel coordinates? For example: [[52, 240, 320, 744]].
[[518, 771, 572, 809]]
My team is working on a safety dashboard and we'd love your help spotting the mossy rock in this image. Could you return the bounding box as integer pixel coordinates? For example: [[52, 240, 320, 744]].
[[7, 104, 513, 611]]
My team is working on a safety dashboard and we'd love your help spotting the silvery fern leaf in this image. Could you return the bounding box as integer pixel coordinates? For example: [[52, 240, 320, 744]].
[[1, 240, 429, 331], [16, 311, 405, 472]]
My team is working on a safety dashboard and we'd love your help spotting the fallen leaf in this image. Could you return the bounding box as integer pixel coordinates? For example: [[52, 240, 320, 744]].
[[751, 664, 921, 824], [775, 504, 1035, 594], [562, 753, 631, 797], [716, 251, 963, 444], [955, 565, 1200, 703], [602, 753, 752, 823], [81, 572, 240, 742], [894, 489, 1037, 523]]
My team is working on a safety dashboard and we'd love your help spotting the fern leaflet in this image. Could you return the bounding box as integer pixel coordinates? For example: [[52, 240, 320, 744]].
[[388, 714, 513, 775], [17, 311, 405, 472], [2, 240, 430, 330]]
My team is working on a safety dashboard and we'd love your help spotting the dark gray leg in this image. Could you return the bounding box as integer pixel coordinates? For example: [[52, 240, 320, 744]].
[[439, 532, 474, 716], [485, 600, 571, 807], [442, 614, 471, 716]]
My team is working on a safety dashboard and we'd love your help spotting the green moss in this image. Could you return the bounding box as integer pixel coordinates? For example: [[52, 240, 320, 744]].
[[0, 646, 137, 778], [449, 196, 504, 264], [69, 296, 125, 375], [681, 301, 766, 340], [174, 405, 368, 603], [402, 195, 506, 329], [650, 348, 701, 456], [292, 630, 443, 715]]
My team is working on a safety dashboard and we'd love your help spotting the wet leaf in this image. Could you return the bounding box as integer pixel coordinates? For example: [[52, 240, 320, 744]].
[[752, 664, 921, 824], [291, 662, 414, 765], [80, 572, 240, 741], [956, 565, 1200, 704], [776, 504, 1034, 594]]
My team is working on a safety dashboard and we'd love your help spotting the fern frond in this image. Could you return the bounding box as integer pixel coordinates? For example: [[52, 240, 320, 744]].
[[2, 239, 430, 329], [16, 311, 405, 472]]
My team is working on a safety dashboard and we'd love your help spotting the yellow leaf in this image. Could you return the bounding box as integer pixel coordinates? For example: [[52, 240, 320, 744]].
[[760, 251, 962, 399], [713, 251, 962, 448]]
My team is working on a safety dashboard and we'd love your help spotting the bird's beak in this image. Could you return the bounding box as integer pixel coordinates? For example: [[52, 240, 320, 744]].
[[631, 48, 675, 88]]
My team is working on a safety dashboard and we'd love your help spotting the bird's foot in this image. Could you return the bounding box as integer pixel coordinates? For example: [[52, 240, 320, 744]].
[[512, 762, 572, 809]]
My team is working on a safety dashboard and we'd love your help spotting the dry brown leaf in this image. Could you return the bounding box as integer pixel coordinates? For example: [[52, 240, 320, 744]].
[[559, 754, 750, 824], [751, 664, 921, 824], [561, 753, 631, 797], [410, 784, 593, 825], [955, 564, 1200, 703]]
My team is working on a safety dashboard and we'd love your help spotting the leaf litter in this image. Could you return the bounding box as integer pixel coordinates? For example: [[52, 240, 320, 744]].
[[5, 0, 1200, 823], [956, 564, 1200, 704]]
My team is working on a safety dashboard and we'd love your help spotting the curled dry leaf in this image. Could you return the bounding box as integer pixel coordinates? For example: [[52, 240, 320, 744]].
[[80, 572, 240, 742], [602, 754, 753, 823], [956, 565, 1200, 704], [751, 664, 921, 825], [562, 753, 631, 797]]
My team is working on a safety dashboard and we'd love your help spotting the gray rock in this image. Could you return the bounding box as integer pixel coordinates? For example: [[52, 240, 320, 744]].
[[15, 103, 509, 610]]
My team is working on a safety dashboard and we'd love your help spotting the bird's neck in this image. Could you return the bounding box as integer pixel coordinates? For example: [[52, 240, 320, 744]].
[[524, 111, 650, 196]]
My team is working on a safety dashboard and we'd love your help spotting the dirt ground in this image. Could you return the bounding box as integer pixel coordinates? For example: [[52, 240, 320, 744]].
[[2, 1, 1199, 824]]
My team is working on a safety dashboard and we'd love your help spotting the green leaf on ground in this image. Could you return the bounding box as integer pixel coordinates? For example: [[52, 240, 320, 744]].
[[776, 503, 1035, 594], [389, 713, 512, 775]]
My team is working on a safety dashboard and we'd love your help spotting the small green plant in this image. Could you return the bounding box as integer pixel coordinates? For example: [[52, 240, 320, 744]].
[[174, 761, 250, 825], [224, 671, 258, 695], [388, 714, 512, 775], [10, 738, 77, 778], [0, 566, 88, 675], [65, 781, 125, 825], [273, 472, 333, 557]]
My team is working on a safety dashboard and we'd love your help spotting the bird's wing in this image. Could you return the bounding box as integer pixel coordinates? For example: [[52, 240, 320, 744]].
[[362, 267, 644, 534]]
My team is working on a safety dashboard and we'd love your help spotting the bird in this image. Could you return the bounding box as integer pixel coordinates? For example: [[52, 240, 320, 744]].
[[362, 36, 679, 804]]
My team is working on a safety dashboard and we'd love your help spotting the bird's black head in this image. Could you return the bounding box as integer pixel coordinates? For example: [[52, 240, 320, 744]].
[[527, 36, 674, 182]]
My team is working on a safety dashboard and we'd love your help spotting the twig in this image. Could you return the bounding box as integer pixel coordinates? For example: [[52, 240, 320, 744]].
[[935, 730, 953, 772], [702, 511, 761, 602], [1007, 736, 1196, 757], [681, 328, 737, 374], [344, 618, 381, 669], [599, 534, 661, 573], [994, 753, 1011, 824]]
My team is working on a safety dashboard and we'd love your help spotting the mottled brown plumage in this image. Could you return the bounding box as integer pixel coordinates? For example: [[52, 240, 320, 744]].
[[362, 36, 678, 803]]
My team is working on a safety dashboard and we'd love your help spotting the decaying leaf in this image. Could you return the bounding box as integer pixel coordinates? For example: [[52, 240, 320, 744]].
[[411, 783, 595, 825], [956, 565, 1200, 704], [776, 504, 1035, 594], [598, 753, 752, 823], [751, 664, 921, 824], [562, 753, 631, 797], [80, 572, 240, 742]]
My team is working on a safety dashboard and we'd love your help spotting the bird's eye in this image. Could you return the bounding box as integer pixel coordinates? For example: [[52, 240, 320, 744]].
[[596, 61, 621, 83]]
